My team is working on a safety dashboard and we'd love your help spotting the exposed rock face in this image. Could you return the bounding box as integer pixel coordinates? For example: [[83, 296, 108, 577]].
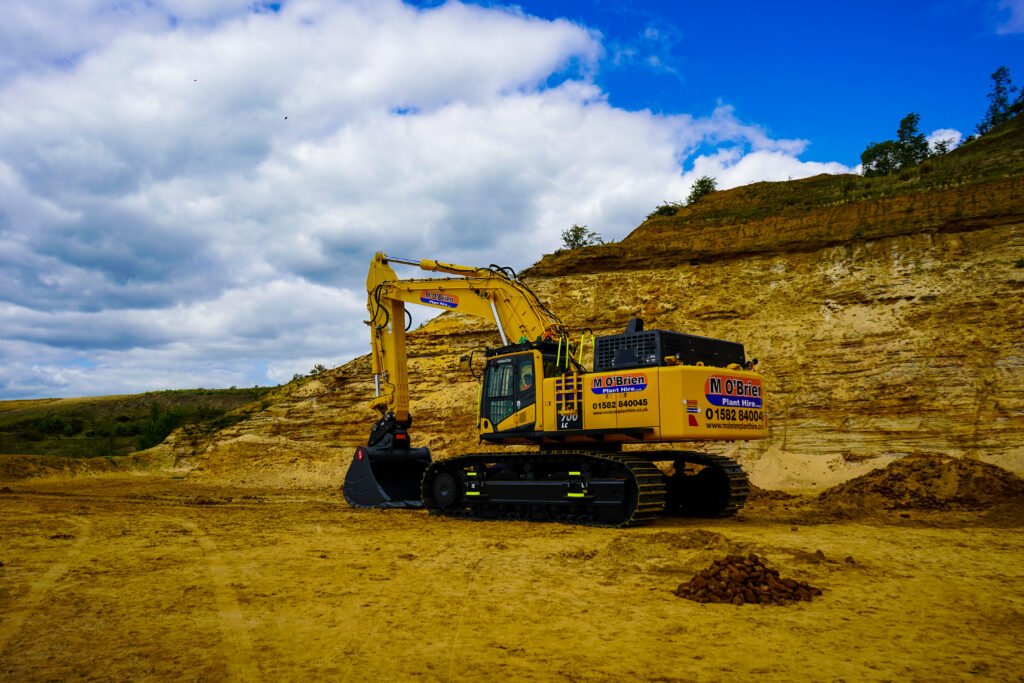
[[524, 223, 1024, 464], [180, 118, 1024, 487]]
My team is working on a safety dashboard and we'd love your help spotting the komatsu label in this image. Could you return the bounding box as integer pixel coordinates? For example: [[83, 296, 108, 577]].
[[419, 290, 458, 308], [591, 373, 648, 395], [705, 375, 763, 408]]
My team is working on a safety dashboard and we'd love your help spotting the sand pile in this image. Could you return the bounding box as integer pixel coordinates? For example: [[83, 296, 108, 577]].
[[675, 553, 822, 606], [742, 447, 896, 492], [746, 483, 798, 501], [816, 455, 1024, 512]]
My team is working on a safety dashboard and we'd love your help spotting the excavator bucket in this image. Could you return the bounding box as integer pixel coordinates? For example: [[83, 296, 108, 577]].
[[343, 445, 431, 509]]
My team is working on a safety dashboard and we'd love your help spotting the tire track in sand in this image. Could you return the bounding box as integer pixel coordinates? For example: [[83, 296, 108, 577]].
[[176, 518, 260, 682], [0, 516, 92, 656]]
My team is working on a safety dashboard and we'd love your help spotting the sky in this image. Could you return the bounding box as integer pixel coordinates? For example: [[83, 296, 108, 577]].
[[1, 0, 1022, 399]]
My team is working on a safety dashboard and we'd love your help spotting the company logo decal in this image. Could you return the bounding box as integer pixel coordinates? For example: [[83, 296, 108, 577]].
[[705, 375, 762, 409], [685, 399, 700, 414], [419, 290, 459, 308], [591, 373, 648, 395]]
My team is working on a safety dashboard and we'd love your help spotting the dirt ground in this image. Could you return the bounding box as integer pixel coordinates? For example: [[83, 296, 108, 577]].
[[1, 474, 1023, 682]]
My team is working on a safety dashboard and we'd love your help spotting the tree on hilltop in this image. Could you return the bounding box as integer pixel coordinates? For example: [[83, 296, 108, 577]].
[[860, 139, 899, 177], [861, 112, 934, 176], [561, 224, 603, 250], [977, 66, 1023, 135], [895, 113, 930, 169], [686, 175, 717, 205]]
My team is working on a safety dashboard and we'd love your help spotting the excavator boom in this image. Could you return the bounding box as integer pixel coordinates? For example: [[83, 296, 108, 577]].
[[344, 252, 567, 508]]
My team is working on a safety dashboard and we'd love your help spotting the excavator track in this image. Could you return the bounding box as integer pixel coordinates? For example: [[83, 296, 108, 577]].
[[657, 451, 749, 518], [421, 451, 667, 528]]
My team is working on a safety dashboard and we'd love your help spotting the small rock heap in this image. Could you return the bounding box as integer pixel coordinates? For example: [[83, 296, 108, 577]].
[[676, 553, 822, 605]]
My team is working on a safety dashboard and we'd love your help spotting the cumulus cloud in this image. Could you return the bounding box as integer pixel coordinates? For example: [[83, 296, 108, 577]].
[[927, 128, 963, 152], [685, 147, 852, 191], [0, 0, 852, 398]]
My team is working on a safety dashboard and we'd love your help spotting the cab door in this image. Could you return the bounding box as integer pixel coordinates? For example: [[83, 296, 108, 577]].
[[514, 354, 536, 416], [481, 353, 536, 432]]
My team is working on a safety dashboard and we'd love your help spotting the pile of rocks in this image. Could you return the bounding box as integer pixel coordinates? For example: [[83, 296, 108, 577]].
[[675, 553, 822, 605]]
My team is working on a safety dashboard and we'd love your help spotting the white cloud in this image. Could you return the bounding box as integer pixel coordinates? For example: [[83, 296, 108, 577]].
[[997, 0, 1024, 33], [684, 148, 853, 191], [0, 0, 852, 398], [927, 127, 962, 151]]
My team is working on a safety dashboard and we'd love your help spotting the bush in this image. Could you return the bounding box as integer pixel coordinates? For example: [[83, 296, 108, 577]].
[[647, 201, 682, 219], [560, 224, 604, 249], [686, 176, 717, 205]]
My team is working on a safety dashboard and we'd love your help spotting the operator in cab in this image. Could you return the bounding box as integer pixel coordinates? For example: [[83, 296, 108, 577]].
[[519, 366, 534, 392]]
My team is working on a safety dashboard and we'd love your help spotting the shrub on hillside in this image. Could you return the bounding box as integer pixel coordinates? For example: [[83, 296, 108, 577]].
[[647, 201, 682, 219], [686, 175, 717, 205]]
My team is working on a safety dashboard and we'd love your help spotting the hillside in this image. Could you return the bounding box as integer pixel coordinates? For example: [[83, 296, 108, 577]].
[[528, 113, 1024, 276], [0, 388, 271, 479], [7, 116, 1024, 488]]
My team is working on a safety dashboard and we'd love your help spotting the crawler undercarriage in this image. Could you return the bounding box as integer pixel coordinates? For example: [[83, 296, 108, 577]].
[[421, 451, 748, 528]]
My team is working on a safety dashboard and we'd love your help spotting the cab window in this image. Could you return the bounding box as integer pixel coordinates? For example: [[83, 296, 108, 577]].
[[485, 361, 515, 425]]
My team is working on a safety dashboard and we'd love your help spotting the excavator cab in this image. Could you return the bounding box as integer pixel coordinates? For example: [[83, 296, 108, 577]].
[[480, 353, 538, 432], [342, 413, 432, 509]]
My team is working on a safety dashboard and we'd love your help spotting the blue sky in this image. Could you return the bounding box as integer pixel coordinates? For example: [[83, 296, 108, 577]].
[[414, 0, 1024, 165], [1, 0, 1022, 399]]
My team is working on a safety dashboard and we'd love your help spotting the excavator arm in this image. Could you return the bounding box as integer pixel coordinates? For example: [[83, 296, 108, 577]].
[[365, 253, 567, 422], [344, 252, 569, 509]]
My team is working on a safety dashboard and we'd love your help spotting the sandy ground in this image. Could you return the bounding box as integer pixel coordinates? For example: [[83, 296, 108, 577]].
[[1, 474, 1023, 682]]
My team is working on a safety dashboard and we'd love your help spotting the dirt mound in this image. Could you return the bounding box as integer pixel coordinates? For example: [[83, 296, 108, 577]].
[[816, 455, 1024, 512], [675, 553, 822, 606], [746, 483, 798, 501]]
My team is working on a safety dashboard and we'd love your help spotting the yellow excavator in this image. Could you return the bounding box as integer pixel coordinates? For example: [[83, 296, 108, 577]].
[[343, 252, 768, 527]]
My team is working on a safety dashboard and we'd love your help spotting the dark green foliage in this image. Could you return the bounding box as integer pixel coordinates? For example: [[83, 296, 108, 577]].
[[686, 176, 717, 205], [896, 113, 930, 169], [1015, 258, 1024, 268], [560, 223, 604, 249], [28, 414, 85, 437], [977, 66, 1021, 135], [862, 113, 938, 177], [134, 402, 215, 450], [861, 139, 899, 177], [0, 387, 274, 459], [931, 139, 952, 156], [309, 364, 328, 376], [647, 201, 683, 219]]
